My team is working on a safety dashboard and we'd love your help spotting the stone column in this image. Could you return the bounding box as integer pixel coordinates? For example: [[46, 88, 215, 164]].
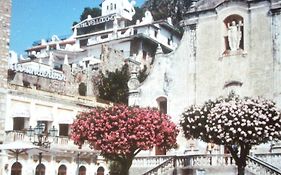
[[0, 0, 11, 172], [272, 8, 281, 107]]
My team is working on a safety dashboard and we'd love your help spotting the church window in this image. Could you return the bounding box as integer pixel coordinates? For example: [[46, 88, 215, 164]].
[[110, 3, 113, 10], [114, 4, 116, 9], [156, 97, 167, 114], [224, 15, 244, 52]]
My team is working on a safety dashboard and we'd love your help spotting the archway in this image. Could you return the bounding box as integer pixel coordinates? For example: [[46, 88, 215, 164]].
[[35, 163, 45, 175], [97, 166, 105, 175], [58, 164, 67, 175], [11, 162, 22, 175], [78, 166, 86, 175]]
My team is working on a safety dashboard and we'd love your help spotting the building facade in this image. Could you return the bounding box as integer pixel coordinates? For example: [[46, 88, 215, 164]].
[[129, 0, 281, 153], [0, 0, 183, 174]]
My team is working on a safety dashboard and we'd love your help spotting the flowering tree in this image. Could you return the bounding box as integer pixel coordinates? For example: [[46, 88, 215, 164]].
[[181, 93, 281, 175], [71, 104, 178, 175]]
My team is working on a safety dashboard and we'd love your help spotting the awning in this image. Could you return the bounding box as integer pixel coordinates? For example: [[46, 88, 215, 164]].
[[0, 141, 38, 150], [57, 117, 74, 124], [56, 109, 76, 124], [35, 105, 53, 121], [11, 110, 30, 118], [37, 114, 53, 121], [10, 100, 31, 118]]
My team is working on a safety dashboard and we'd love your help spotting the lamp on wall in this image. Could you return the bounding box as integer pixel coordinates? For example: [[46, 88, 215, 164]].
[[26, 123, 58, 148]]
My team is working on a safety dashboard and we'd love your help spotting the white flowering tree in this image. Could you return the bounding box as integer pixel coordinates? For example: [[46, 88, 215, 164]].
[[180, 93, 281, 175]]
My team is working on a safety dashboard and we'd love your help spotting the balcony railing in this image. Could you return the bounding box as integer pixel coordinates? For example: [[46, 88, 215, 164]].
[[5, 130, 72, 147], [5, 130, 28, 142]]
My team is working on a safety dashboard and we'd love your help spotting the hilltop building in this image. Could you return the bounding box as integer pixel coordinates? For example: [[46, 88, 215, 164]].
[[0, 0, 182, 174]]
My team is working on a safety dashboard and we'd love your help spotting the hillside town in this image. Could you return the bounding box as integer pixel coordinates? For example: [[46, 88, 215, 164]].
[[1, 0, 281, 175]]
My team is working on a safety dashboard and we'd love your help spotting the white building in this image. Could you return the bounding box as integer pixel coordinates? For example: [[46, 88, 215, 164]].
[[129, 0, 281, 154], [1, 0, 182, 174]]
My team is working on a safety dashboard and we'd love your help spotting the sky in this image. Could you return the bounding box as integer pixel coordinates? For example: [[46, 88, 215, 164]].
[[10, 0, 145, 55]]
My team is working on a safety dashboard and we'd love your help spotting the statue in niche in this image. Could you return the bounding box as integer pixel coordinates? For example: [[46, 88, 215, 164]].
[[227, 20, 243, 51]]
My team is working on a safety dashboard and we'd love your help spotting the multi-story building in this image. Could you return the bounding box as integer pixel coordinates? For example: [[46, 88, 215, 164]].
[[0, 0, 182, 174], [129, 0, 281, 154]]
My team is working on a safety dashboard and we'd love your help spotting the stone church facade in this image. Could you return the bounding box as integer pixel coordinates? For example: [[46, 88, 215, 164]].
[[129, 0, 281, 153]]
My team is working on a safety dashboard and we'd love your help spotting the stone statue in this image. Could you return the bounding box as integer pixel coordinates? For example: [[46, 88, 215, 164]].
[[48, 52, 54, 67], [112, 17, 118, 37], [227, 20, 243, 51], [141, 10, 154, 24]]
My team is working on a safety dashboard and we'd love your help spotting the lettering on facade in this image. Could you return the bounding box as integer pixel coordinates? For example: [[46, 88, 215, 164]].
[[10, 64, 66, 81], [76, 14, 116, 29]]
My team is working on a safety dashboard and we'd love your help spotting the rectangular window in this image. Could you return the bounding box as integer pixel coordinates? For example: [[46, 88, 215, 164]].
[[101, 35, 108, 39], [13, 117, 25, 131], [59, 124, 69, 137], [79, 39, 88, 47]]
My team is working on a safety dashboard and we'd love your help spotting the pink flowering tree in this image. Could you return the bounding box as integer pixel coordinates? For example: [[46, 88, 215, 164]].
[[181, 93, 281, 175], [71, 104, 178, 175]]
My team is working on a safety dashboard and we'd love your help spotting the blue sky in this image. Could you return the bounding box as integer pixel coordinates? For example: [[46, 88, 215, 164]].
[[10, 0, 145, 54]]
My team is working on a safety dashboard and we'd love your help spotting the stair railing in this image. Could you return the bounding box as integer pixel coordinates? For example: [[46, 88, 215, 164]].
[[247, 156, 281, 175], [142, 156, 175, 175]]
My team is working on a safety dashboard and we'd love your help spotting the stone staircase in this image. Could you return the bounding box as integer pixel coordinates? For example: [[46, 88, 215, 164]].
[[130, 154, 281, 175]]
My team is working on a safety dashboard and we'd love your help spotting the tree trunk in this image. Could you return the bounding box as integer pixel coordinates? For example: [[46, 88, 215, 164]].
[[226, 144, 250, 175], [237, 165, 245, 175], [119, 158, 133, 175]]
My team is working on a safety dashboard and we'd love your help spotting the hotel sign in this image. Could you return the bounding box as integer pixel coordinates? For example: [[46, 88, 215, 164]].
[[10, 63, 66, 81], [76, 14, 116, 29]]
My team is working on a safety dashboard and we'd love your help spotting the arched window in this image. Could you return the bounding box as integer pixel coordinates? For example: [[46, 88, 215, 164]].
[[58, 165, 67, 175], [79, 166, 86, 175], [97, 166, 105, 175], [35, 163, 45, 175], [224, 15, 244, 52], [11, 162, 22, 175], [155, 97, 167, 155], [156, 97, 167, 114], [78, 83, 87, 96]]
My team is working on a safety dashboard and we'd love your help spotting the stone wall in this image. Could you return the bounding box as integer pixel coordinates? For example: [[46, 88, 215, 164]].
[[0, 0, 11, 143], [272, 5, 281, 106], [0, 0, 11, 88]]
